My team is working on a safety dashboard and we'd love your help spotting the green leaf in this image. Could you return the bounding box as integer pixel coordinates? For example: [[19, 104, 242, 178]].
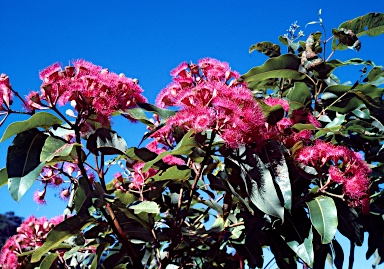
[[143, 130, 195, 172], [39, 253, 59, 269], [286, 82, 312, 109], [364, 67, 384, 85], [332, 239, 344, 269], [31, 215, 92, 263], [129, 201, 160, 214], [149, 166, 191, 182], [338, 13, 384, 38], [242, 54, 305, 90], [209, 217, 225, 233], [306, 196, 338, 244], [7, 129, 48, 201], [265, 141, 292, 210], [278, 35, 289, 45], [122, 107, 154, 126], [334, 199, 363, 246], [40, 136, 80, 163], [0, 167, 7, 188], [91, 243, 110, 269], [73, 177, 92, 213], [0, 112, 62, 142], [8, 162, 45, 202], [86, 128, 127, 156], [232, 147, 284, 219], [114, 190, 137, 205], [249, 41, 281, 57], [265, 104, 285, 125], [287, 227, 314, 268], [137, 103, 176, 119]]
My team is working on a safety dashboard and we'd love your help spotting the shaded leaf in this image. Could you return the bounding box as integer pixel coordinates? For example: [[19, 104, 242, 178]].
[[287, 82, 312, 109], [332, 239, 344, 269], [7, 129, 48, 201], [137, 103, 176, 119], [0, 112, 62, 142], [334, 197, 363, 245], [306, 196, 338, 244], [39, 253, 59, 269], [143, 130, 195, 172], [87, 128, 127, 156]]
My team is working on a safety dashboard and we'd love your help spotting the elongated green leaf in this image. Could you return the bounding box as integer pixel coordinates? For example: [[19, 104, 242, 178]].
[[7, 129, 48, 201], [265, 141, 291, 210], [86, 128, 127, 156], [91, 243, 110, 269], [242, 54, 305, 90], [39, 253, 59, 269], [143, 130, 195, 172], [122, 107, 154, 126], [332, 239, 344, 269], [233, 147, 284, 219], [31, 215, 92, 263], [364, 67, 384, 85], [0, 167, 7, 188], [209, 217, 225, 233], [286, 82, 312, 109], [334, 199, 363, 246], [338, 13, 384, 38], [306, 196, 338, 244], [129, 201, 160, 214], [287, 228, 314, 268], [0, 112, 62, 142], [149, 166, 191, 182], [40, 136, 80, 163], [249, 41, 281, 57], [137, 103, 176, 119], [8, 162, 45, 202]]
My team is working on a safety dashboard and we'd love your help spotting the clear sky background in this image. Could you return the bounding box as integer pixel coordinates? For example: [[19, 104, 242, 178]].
[[1, 1, 384, 268]]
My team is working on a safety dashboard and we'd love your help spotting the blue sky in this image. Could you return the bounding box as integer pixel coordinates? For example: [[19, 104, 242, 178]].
[[1, 1, 384, 268]]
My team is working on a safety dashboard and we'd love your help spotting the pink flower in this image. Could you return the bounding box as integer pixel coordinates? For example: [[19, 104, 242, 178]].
[[0, 74, 13, 108], [59, 188, 70, 201], [264, 98, 290, 112], [33, 189, 47, 205]]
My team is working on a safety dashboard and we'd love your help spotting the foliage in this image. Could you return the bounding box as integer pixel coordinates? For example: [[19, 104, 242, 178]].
[[1, 12, 384, 269]]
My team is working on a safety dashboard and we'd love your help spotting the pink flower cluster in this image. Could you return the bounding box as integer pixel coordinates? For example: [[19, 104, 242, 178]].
[[25, 60, 147, 126], [264, 97, 320, 148], [156, 58, 266, 148], [0, 74, 13, 110], [295, 140, 371, 213], [0, 215, 63, 269]]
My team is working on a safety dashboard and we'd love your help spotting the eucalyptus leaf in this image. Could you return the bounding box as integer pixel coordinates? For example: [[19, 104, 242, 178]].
[[39, 253, 60, 269], [286, 82, 312, 109], [0, 167, 7, 188], [287, 227, 314, 268], [0, 112, 62, 142], [306, 196, 338, 244], [129, 201, 160, 214], [86, 128, 127, 156]]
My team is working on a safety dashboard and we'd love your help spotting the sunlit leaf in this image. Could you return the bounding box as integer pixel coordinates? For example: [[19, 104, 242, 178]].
[[306, 196, 338, 244], [249, 41, 280, 57], [0, 167, 7, 188], [31, 215, 92, 263], [149, 166, 191, 182], [0, 112, 62, 142], [287, 227, 314, 268], [39, 253, 59, 269], [286, 82, 312, 109], [40, 136, 80, 163], [129, 201, 160, 214]]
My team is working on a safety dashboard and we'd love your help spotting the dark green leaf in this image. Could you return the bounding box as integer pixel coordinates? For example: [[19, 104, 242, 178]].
[[278, 35, 289, 45], [364, 67, 384, 85], [232, 147, 284, 219], [338, 13, 384, 38], [242, 54, 305, 90], [39, 253, 59, 269], [266, 105, 285, 125], [249, 41, 281, 57], [91, 243, 110, 269], [74, 177, 92, 213], [7, 129, 48, 201], [0, 112, 62, 142], [286, 82, 312, 109], [332, 239, 344, 269], [266, 231, 297, 269], [287, 227, 314, 268], [137, 103, 176, 119], [31, 215, 92, 263], [306, 196, 338, 244], [150, 166, 191, 182], [143, 130, 195, 172], [87, 128, 127, 156], [0, 167, 7, 188], [265, 140, 291, 210], [334, 197, 363, 245]]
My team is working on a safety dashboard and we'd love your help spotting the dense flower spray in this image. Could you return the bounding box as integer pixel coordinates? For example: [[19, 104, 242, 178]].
[[295, 140, 371, 213], [25, 60, 147, 127], [156, 58, 266, 148]]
